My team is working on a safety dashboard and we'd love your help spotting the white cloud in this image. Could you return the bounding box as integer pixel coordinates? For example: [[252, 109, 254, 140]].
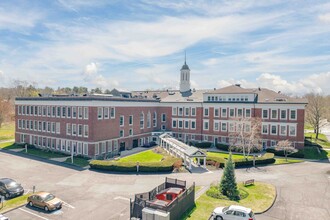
[[217, 72, 330, 95], [83, 62, 98, 80], [318, 13, 330, 23], [0, 6, 43, 33]]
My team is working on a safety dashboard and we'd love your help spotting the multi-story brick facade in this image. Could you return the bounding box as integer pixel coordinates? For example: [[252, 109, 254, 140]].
[[15, 62, 307, 158]]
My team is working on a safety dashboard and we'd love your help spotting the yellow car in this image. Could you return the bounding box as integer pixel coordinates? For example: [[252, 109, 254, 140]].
[[27, 192, 62, 212]]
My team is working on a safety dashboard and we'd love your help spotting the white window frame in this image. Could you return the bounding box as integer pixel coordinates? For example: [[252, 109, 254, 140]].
[[104, 107, 109, 119], [72, 124, 77, 136], [110, 107, 115, 119], [78, 124, 82, 137], [280, 125, 287, 136], [204, 108, 209, 117], [98, 107, 103, 120], [203, 120, 209, 130], [271, 109, 278, 120], [271, 125, 277, 135], [172, 107, 177, 116], [72, 107, 77, 119], [191, 120, 196, 130], [289, 125, 296, 136], [185, 107, 189, 116], [83, 125, 89, 137], [221, 122, 227, 132], [280, 109, 287, 120], [262, 124, 268, 134], [184, 120, 189, 129], [262, 109, 268, 119], [229, 108, 235, 117], [191, 107, 196, 116], [221, 108, 227, 118], [290, 110, 297, 120], [214, 108, 219, 117], [120, 115, 124, 127], [129, 115, 134, 126], [172, 119, 177, 128], [245, 109, 251, 118], [78, 107, 83, 119], [66, 123, 71, 135], [161, 113, 166, 122], [214, 121, 219, 131], [84, 107, 89, 119]]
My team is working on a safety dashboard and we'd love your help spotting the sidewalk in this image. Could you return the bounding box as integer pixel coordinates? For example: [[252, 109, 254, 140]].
[[0, 139, 14, 143]]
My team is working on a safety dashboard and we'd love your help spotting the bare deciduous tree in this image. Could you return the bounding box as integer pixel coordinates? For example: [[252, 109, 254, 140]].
[[305, 93, 327, 139], [275, 140, 297, 161], [0, 99, 11, 128], [228, 117, 262, 159]]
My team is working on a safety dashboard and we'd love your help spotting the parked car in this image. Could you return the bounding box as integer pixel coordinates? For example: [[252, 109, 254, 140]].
[[27, 192, 62, 212], [211, 205, 256, 220], [0, 178, 24, 199], [0, 214, 9, 220]]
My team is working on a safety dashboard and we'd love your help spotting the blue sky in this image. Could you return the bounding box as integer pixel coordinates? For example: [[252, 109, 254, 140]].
[[0, 0, 330, 94]]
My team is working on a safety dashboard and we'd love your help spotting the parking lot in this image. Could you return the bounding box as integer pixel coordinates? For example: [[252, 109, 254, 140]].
[[0, 150, 329, 220]]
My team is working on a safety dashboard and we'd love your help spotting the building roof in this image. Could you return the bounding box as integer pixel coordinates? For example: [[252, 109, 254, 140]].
[[205, 85, 253, 94], [205, 84, 308, 104], [15, 96, 159, 103], [181, 61, 190, 70], [160, 89, 208, 103]]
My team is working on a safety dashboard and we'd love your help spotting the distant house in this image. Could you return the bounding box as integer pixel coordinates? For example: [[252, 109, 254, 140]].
[[110, 88, 132, 98]]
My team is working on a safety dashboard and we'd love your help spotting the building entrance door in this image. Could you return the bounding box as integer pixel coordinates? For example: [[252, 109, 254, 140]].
[[120, 142, 125, 152], [133, 139, 138, 148]]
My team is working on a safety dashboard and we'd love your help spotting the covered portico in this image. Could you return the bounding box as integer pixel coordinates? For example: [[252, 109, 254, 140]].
[[159, 134, 207, 170]]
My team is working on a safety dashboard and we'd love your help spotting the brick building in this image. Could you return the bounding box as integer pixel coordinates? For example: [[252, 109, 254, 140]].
[[15, 61, 307, 158]]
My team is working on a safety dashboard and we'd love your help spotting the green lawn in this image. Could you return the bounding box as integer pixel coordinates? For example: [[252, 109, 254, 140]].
[[64, 157, 90, 167], [305, 132, 330, 149], [304, 123, 314, 130], [0, 141, 23, 150], [22, 148, 68, 159], [184, 182, 275, 220], [207, 152, 252, 160], [303, 147, 329, 159], [118, 150, 163, 162], [274, 158, 304, 165], [0, 122, 15, 141], [1, 193, 31, 213]]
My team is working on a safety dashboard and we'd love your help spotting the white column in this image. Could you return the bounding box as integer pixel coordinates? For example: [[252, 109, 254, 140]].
[[197, 158, 200, 166], [203, 157, 206, 169], [189, 158, 192, 170], [184, 155, 187, 166]]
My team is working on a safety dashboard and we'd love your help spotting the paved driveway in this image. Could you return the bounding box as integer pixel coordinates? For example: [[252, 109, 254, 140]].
[[0, 151, 329, 220]]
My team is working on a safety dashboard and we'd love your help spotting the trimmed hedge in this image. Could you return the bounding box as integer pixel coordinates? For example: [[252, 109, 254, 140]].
[[207, 153, 275, 168], [191, 142, 212, 148], [89, 157, 181, 172], [266, 148, 304, 158], [216, 144, 261, 153]]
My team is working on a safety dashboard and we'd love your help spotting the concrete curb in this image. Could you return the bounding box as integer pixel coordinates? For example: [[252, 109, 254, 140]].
[[255, 185, 277, 215], [1, 202, 27, 214]]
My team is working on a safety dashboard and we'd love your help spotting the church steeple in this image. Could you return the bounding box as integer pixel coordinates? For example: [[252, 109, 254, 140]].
[[180, 51, 191, 92]]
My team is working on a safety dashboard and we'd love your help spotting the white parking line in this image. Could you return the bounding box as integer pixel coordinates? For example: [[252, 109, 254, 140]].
[[61, 200, 75, 209], [18, 208, 49, 220], [114, 196, 130, 202]]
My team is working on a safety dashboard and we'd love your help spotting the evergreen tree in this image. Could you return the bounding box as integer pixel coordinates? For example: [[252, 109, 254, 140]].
[[219, 153, 240, 200]]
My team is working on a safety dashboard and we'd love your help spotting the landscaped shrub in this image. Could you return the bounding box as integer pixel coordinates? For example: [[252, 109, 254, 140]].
[[216, 144, 261, 153], [266, 148, 304, 158], [206, 185, 249, 200], [206, 153, 275, 168], [193, 142, 212, 148], [206, 186, 228, 199], [216, 144, 229, 151], [89, 157, 181, 172]]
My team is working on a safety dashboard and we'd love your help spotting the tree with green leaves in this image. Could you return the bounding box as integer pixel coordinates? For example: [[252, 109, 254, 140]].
[[220, 153, 240, 201]]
